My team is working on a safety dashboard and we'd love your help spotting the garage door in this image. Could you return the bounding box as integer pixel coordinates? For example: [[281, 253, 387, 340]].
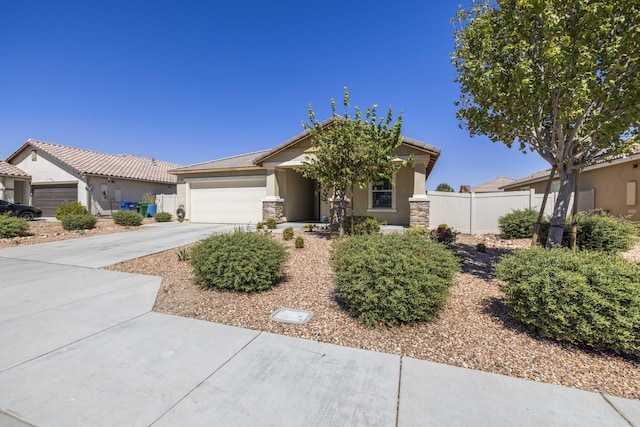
[[189, 177, 266, 223], [32, 184, 78, 217]]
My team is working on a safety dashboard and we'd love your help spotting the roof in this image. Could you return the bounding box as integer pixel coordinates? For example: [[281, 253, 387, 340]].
[[7, 140, 181, 184], [0, 161, 30, 178], [170, 150, 271, 174], [471, 176, 517, 193]]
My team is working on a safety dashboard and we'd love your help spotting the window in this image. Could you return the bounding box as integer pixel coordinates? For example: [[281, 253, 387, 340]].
[[369, 178, 395, 210]]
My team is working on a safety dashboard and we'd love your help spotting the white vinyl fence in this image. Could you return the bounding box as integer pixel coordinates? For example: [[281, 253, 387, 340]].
[[427, 189, 595, 235], [155, 194, 178, 215]]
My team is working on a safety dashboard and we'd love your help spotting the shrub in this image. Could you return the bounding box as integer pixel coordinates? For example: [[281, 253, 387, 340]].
[[0, 215, 29, 238], [344, 216, 384, 235], [282, 227, 294, 240], [154, 212, 172, 222], [295, 236, 304, 248], [332, 233, 460, 327], [112, 210, 144, 226], [498, 208, 539, 239], [256, 222, 264, 230], [304, 224, 314, 232], [190, 231, 287, 293], [476, 243, 487, 253], [538, 210, 637, 252], [176, 247, 190, 261], [495, 248, 640, 356], [430, 224, 457, 244], [60, 214, 97, 231], [404, 226, 430, 238], [266, 218, 277, 229], [54, 201, 87, 220]]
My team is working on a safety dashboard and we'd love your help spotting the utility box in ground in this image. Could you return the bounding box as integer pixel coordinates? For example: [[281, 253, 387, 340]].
[[137, 202, 148, 217]]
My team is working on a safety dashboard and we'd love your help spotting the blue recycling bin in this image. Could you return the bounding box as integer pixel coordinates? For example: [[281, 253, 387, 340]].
[[146, 203, 157, 218], [120, 201, 137, 211]]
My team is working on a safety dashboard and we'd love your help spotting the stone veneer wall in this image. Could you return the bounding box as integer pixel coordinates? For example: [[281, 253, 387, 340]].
[[409, 199, 430, 228], [262, 200, 284, 223]]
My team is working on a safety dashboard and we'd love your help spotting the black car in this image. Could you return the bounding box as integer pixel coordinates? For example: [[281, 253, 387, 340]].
[[0, 199, 43, 221]]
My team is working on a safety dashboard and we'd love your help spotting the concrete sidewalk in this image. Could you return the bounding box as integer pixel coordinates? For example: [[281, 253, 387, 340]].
[[0, 224, 638, 426]]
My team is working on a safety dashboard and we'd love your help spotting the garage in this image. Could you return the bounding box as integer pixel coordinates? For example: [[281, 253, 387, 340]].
[[32, 184, 78, 217], [188, 177, 266, 223]]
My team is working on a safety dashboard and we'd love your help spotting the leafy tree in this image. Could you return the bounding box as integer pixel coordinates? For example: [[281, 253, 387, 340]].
[[298, 87, 407, 236], [435, 183, 455, 192], [452, 0, 640, 247]]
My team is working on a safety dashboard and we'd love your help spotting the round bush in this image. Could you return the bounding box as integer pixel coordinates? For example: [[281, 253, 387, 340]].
[[154, 212, 172, 222], [498, 208, 539, 238], [332, 233, 460, 327], [190, 231, 287, 292], [344, 216, 383, 235], [282, 227, 294, 240], [295, 236, 304, 248], [60, 214, 97, 231], [0, 215, 29, 238], [112, 210, 143, 226], [54, 201, 88, 220], [495, 248, 640, 356], [430, 224, 457, 244]]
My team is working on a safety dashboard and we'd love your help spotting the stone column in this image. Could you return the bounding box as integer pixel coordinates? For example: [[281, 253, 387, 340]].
[[409, 198, 430, 227], [263, 167, 285, 223]]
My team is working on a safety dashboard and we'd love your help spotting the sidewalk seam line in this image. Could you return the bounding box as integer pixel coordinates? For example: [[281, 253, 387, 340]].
[[600, 392, 634, 426], [396, 355, 403, 427], [149, 331, 264, 426]]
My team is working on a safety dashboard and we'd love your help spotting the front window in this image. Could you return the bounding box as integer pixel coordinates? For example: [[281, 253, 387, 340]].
[[370, 178, 394, 209]]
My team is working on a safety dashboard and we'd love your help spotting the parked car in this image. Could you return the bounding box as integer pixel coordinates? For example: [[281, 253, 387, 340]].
[[0, 200, 43, 221]]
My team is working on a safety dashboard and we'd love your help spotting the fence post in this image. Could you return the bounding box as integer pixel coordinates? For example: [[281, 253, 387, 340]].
[[529, 189, 536, 209], [470, 192, 476, 235]]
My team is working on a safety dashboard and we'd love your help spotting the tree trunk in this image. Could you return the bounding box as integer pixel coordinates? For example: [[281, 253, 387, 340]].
[[546, 168, 576, 248], [570, 170, 580, 252], [532, 165, 556, 247], [333, 188, 347, 237]]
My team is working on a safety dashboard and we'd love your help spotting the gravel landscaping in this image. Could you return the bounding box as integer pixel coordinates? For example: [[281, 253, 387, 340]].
[[2, 220, 638, 400]]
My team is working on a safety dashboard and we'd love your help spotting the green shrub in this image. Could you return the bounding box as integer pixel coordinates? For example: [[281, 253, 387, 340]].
[[476, 243, 487, 253], [282, 227, 294, 240], [430, 224, 457, 244], [256, 222, 264, 230], [266, 218, 277, 229], [538, 210, 637, 252], [0, 215, 29, 238], [495, 248, 640, 356], [190, 231, 287, 293], [154, 212, 172, 222], [295, 236, 304, 248], [54, 201, 87, 220], [344, 216, 384, 235], [60, 214, 97, 231], [332, 233, 460, 327], [498, 208, 539, 238], [404, 226, 430, 238], [176, 247, 190, 261], [112, 210, 144, 226]]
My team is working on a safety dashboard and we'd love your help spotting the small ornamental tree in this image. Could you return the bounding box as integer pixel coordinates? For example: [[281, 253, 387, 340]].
[[435, 183, 455, 192], [297, 87, 408, 236]]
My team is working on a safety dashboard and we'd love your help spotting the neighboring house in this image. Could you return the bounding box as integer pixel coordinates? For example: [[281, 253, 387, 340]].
[[0, 161, 31, 203], [170, 122, 442, 226], [6, 140, 181, 216], [471, 176, 517, 193], [502, 151, 640, 221]]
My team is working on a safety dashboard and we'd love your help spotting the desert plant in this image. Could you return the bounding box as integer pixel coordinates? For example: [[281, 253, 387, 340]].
[[60, 214, 97, 231], [154, 212, 172, 222], [344, 216, 384, 235], [0, 214, 29, 238], [190, 231, 287, 293], [112, 210, 144, 226], [176, 247, 190, 261], [476, 242, 487, 253], [430, 224, 457, 244], [295, 236, 304, 248], [495, 248, 640, 356], [282, 227, 294, 240], [332, 233, 460, 327], [304, 224, 314, 232], [255, 222, 264, 230], [54, 201, 87, 220], [266, 218, 277, 229], [498, 208, 539, 239]]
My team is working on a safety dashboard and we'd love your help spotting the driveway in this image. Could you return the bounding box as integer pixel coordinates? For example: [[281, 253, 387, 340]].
[[0, 223, 638, 426]]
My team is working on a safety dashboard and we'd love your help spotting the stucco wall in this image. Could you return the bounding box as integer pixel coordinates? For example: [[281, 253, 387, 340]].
[[85, 176, 176, 215], [283, 169, 315, 221]]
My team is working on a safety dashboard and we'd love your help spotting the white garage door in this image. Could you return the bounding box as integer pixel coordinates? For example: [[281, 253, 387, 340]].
[[189, 177, 266, 223]]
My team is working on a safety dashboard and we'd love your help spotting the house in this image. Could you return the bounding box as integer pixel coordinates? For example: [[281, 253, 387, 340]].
[[5, 140, 181, 216], [502, 151, 640, 221], [0, 161, 31, 203], [471, 176, 517, 193], [169, 122, 442, 227]]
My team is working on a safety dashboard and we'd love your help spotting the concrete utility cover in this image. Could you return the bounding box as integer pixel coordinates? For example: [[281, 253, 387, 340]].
[[269, 308, 313, 325]]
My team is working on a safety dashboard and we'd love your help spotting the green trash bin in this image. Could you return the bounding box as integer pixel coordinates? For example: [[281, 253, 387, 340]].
[[137, 202, 148, 218]]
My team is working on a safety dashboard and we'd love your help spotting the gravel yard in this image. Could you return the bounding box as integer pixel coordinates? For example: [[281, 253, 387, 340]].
[[3, 220, 638, 399]]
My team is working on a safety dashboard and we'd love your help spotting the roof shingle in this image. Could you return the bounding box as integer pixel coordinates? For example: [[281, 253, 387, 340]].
[[0, 161, 30, 178]]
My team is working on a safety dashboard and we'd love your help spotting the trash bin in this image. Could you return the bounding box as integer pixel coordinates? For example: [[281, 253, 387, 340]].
[[137, 202, 148, 217], [146, 203, 157, 218], [120, 201, 137, 211]]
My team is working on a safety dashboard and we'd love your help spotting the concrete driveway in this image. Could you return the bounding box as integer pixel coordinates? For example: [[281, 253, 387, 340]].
[[0, 223, 638, 426]]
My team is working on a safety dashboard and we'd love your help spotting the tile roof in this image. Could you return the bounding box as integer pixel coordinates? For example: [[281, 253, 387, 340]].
[[169, 150, 271, 173], [471, 176, 517, 192], [0, 161, 30, 178], [8, 140, 181, 184]]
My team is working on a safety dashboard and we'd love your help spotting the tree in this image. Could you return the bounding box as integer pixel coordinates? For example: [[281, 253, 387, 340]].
[[297, 87, 407, 236], [435, 183, 455, 192], [452, 0, 640, 247]]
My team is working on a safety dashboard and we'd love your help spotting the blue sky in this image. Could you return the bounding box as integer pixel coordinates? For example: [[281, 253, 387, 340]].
[[0, 1, 548, 190]]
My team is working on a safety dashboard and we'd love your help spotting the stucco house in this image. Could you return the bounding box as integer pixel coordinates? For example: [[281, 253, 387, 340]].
[[170, 123, 442, 226], [0, 161, 31, 203], [502, 150, 640, 221], [6, 140, 181, 216]]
